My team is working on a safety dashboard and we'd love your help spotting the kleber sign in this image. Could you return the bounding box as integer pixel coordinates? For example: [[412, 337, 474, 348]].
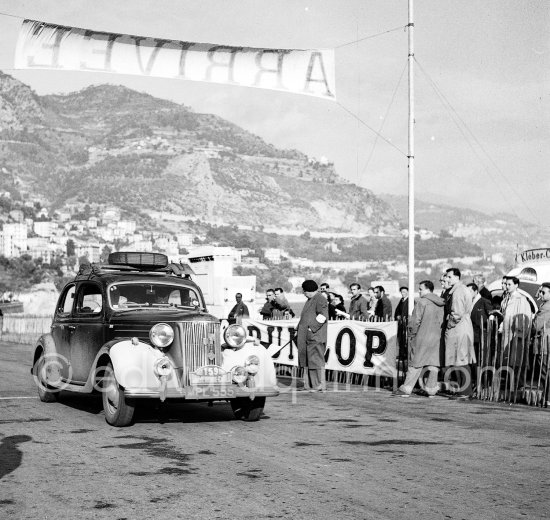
[[515, 248, 550, 264]]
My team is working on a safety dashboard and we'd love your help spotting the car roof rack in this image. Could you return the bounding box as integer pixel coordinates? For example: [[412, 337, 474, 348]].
[[76, 254, 195, 280]]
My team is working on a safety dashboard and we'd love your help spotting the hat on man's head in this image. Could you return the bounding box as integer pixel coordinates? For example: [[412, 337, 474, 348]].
[[541, 282, 550, 290], [302, 279, 318, 292]]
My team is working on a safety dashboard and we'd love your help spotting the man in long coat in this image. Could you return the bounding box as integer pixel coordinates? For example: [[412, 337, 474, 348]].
[[444, 268, 476, 399], [500, 276, 532, 368], [466, 282, 493, 393], [392, 280, 444, 397], [297, 279, 329, 392]]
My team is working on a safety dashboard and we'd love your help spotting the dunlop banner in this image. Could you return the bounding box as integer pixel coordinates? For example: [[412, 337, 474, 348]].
[[14, 19, 336, 100], [241, 318, 397, 377]]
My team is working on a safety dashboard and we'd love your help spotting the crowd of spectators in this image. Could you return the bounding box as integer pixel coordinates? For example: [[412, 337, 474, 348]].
[[259, 287, 295, 320], [393, 268, 549, 403], [249, 269, 549, 402]]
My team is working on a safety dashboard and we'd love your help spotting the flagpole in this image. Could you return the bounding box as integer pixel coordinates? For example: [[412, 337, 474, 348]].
[[407, 0, 415, 314]]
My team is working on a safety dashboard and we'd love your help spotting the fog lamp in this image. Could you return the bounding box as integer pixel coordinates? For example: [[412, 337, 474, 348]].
[[153, 356, 172, 377], [232, 366, 247, 384], [245, 355, 260, 375]]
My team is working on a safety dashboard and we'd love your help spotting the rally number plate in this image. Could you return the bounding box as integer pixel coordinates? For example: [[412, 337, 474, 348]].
[[189, 365, 232, 385]]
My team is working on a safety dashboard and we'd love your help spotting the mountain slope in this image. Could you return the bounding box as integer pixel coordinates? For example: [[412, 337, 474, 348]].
[[0, 72, 398, 234]]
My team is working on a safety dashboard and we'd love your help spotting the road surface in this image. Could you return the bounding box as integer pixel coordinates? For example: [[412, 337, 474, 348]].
[[0, 340, 548, 519]]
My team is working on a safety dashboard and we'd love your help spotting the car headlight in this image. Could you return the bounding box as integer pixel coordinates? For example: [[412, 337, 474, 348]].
[[232, 366, 247, 384], [224, 324, 247, 349], [149, 323, 174, 349], [245, 355, 260, 375]]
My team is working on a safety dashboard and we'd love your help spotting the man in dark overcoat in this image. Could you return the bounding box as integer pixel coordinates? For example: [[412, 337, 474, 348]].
[[297, 280, 329, 392], [466, 282, 493, 390], [374, 285, 393, 321]]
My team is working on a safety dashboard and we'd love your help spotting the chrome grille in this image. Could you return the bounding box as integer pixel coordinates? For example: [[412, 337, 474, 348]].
[[178, 321, 221, 386]]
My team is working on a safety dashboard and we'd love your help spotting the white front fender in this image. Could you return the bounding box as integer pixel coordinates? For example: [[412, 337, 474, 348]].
[[109, 340, 179, 391]]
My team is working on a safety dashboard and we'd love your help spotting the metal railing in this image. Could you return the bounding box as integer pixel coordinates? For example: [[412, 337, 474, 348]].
[[396, 314, 548, 407], [476, 316, 548, 406]]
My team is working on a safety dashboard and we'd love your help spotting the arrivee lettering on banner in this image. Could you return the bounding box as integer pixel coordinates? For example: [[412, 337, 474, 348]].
[[240, 318, 397, 377], [14, 20, 336, 100]]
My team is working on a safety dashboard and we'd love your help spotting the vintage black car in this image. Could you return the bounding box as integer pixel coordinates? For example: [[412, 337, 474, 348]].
[[32, 252, 279, 426]]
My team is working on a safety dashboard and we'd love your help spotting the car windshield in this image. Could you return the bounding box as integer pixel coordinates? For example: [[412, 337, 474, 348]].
[[108, 282, 202, 310]]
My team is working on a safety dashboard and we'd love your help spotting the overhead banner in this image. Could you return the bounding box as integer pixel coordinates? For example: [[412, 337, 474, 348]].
[[242, 318, 397, 377], [14, 19, 336, 100]]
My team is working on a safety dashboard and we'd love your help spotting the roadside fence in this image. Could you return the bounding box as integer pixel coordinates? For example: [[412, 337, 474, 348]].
[[476, 316, 548, 407], [0, 313, 52, 344]]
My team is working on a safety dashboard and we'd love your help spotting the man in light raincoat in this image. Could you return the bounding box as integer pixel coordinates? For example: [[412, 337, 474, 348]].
[[444, 267, 476, 400]]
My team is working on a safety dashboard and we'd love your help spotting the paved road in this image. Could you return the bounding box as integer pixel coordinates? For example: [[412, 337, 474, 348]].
[[0, 340, 548, 520]]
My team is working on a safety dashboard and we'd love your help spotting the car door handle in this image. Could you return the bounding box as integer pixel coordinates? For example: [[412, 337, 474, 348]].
[[67, 325, 76, 330]]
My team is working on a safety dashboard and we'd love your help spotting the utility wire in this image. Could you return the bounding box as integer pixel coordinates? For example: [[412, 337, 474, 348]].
[[337, 26, 407, 49], [415, 58, 540, 224], [337, 101, 407, 157], [359, 60, 407, 179], [0, 11, 22, 20]]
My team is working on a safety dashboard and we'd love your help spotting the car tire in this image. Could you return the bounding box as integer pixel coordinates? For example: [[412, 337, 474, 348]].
[[101, 362, 136, 427], [33, 350, 58, 403], [230, 396, 266, 421]]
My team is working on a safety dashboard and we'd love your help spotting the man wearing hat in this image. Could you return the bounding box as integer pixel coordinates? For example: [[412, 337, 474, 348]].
[[297, 280, 329, 392]]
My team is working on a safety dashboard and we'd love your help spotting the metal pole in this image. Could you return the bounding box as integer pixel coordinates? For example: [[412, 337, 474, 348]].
[[407, 0, 415, 315]]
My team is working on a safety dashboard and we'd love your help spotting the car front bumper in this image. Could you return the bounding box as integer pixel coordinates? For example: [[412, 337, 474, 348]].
[[123, 385, 280, 400]]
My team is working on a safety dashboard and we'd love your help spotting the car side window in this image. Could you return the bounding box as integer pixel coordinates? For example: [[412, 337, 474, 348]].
[[58, 285, 76, 315], [76, 283, 103, 314]]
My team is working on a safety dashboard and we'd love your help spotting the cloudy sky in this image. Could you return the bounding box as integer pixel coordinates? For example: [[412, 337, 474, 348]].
[[0, 0, 548, 224]]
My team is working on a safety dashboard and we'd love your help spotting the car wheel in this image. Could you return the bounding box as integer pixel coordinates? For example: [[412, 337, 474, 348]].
[[101, 362, 136, 427], [230, 396, 266, 421], [33, 350, 58, 403]]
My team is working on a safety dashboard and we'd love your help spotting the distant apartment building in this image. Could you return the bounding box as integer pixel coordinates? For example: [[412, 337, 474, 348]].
[[9, 209, 25, 222], [241, 256, 260, 265], [34, 220, 55, 238], [154, 236, 170, 251], [102, 206, 121, 224], [97, 226, 115, 242], [264, 248, 287, 265], [176, 233, 194, 247], [163, 240, 179, 258], [27, 237, 57, 263], [118, 220, 136, 234], [55, 210, 71, 222], [324, 241, 340, 253], [75, 243, 101, 263], [124, 240, 153, 252], [400, 228, 437, 240], [36, 207, 49, 219], [0, 222, 28, 257]]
